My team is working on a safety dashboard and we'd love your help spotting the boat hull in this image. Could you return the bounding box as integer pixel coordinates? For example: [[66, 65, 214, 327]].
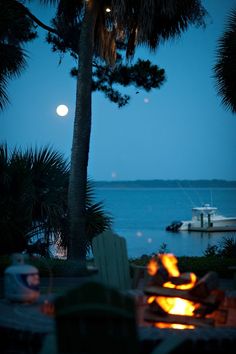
[[187, 225, 236, 232], [179, 218, 236, 232]]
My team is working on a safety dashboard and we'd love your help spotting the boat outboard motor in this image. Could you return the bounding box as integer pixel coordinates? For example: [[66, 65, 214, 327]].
[[166, 221, 183, 232]]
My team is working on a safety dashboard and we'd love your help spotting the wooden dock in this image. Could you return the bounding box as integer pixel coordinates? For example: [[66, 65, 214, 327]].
[[188, 226, 236, 232]]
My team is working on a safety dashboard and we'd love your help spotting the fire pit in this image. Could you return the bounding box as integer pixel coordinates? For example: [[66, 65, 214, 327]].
[[143, 254, 225, 329]]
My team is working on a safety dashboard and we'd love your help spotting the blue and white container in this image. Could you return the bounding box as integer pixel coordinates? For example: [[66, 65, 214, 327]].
[[4, 253, 40, 302]]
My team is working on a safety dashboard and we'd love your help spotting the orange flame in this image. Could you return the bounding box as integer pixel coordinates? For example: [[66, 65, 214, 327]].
[[154, 323, 194, 330], [156, 296, 195, 316], [147, 253, 199, 329], [163, 273, 197, 290], [147, 258, 159, 276], [159, 253, 180, 277]]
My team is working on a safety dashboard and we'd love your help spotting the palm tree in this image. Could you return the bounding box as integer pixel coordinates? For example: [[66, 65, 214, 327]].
[[34, 0, 206, 264], [0, 144, 69, 255], [0, 0, 36, 110], [214, 8, 236, 114], [0, 144, 111, 256]]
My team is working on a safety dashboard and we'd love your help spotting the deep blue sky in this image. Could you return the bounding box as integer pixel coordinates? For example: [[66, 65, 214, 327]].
[[1, 0, 236, 181]]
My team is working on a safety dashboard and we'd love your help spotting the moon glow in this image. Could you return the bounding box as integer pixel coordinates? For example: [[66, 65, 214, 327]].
[[56, 104, 69, 117]]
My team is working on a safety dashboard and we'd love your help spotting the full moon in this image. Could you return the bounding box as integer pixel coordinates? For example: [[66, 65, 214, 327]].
[[56, 104, 69, 117]]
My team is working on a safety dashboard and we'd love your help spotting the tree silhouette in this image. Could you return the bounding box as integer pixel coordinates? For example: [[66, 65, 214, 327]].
[[1, 1, 207, 265], [214, 7, 236, 113], [0, 144, 111, 256], [0, 0, 36, 110], [40, 0, 206, 264]]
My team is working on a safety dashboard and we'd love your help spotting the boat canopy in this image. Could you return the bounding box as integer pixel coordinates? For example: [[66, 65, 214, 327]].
[[192, 204, 218, 217]]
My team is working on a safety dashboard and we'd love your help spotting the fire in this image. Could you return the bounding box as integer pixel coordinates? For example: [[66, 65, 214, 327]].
[[147, 253, 199, 329], [147, 258, 159, 276], [159, 253, 180, 277], [156, 296, 195, 316], [154, 323, 194, 330], [163, 272, 197, 290]]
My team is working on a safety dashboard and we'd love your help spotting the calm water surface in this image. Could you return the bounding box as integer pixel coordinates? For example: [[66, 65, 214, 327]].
[[95, 188, 236, 258]]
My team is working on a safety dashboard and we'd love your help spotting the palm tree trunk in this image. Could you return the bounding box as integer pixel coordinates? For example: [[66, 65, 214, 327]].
[[67, 0, 97, 263]]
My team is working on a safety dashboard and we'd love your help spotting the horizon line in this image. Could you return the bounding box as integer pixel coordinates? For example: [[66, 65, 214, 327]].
[[93, 178, 236, 183]]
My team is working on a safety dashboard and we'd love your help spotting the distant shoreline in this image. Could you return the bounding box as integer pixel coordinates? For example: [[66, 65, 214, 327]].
[[94, 179, 236, 188]]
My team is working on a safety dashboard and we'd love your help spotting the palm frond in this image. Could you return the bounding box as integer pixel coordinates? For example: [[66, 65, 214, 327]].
[[0, 44, 27, 78], [85, 201, 113, 245], [0, 143, 111, 256], [0, 143, 9, 188], [112, 0, 207, 55], [214, 8, 236, 113], [0, 76, 9, 111], [57, 0, 84, 21], [31, 145, 69, 173], [0, 0, 36, 110], [0, 44, 27, 110], [39, 0, 60, 5]]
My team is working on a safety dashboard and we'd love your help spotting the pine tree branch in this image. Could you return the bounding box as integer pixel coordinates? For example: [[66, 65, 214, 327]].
[[18, 2, 58, 35]]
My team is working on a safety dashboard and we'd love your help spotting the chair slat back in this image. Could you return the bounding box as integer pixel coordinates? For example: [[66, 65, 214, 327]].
[[92, 230, 131, 290], [54, 282, 139, 354]]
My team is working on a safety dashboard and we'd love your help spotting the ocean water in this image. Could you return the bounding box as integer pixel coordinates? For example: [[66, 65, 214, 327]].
[[95, 187, 236, 258]]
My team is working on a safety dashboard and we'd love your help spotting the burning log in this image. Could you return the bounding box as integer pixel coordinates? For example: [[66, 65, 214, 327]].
[[144, 307, 215, 328], [209, 308, 228, 325], [144, 285, 223, 306], [189, 271, 219, 298], [170, 272, 194, 286], [148, 267, 169, 287], [147, 297, 167, 316], [144, 254, 224, 329]]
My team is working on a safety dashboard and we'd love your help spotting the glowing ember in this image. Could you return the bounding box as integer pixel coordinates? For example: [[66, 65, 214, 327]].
[[154, 323, 194, 330]]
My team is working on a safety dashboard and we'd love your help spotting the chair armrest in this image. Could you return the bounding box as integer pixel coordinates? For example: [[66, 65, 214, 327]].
[[130, 264, 147, 289]]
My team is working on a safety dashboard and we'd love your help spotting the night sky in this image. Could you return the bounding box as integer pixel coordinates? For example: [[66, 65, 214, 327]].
[[1, 0, 236, 181]]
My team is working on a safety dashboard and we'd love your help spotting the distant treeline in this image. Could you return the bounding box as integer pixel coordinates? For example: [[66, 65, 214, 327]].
[[94, 180, 236, 188]]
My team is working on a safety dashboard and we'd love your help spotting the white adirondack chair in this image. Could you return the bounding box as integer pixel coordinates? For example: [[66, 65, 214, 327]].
[[92, 230, 146, 291]]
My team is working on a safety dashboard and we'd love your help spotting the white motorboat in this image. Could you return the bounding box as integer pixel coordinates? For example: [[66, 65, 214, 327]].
[[166, 204, 236, 232]]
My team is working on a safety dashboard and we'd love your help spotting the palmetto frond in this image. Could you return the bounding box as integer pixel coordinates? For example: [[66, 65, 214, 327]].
[[85, 201, 112, 241], [0, 76, 9, 110], [214, 8, 236, 113], [0, 43, 27, 110], [0, 144, 112, 256], [0, 0, 36, 110], [0, 44, 27, 79], [111, 0, 207, 55], [0, 0, 37, 43], [39, 0, 60, 4], [48, 0, 206, 63]]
